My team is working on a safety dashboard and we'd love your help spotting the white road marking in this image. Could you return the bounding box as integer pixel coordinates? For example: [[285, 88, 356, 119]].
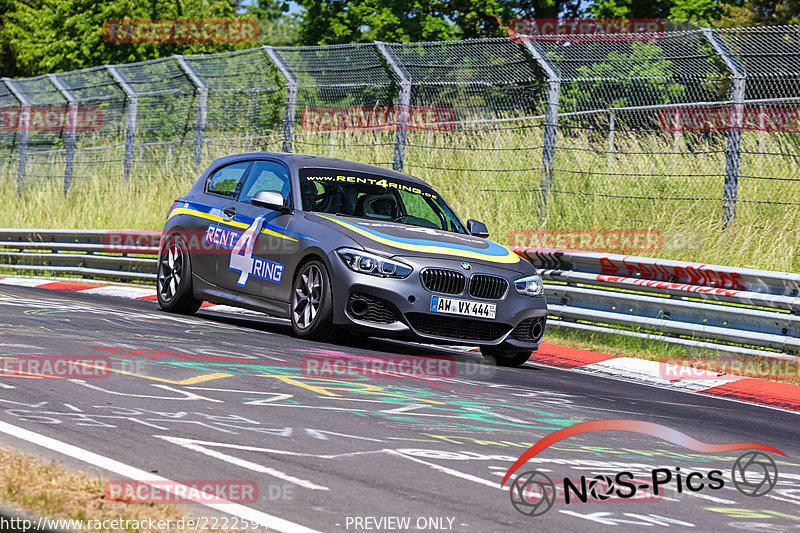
[[71, 380, 225, 402], [387, 449, 502, 490], [158, 436, 330, 491], [79, 286, 156, 299], [581, 358, 742, 392], [0, 278, 49, 287], [159, 436, 501, 491], [0, 419, 321, 533]]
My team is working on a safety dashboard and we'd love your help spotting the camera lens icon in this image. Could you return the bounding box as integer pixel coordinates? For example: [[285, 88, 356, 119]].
[[732, 451, 778, 497], [509, 470, 556, 516]]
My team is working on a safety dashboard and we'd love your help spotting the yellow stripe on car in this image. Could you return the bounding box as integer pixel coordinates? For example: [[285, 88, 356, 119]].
[[167, 207, 298, 242], [318, 214, 520, 264]]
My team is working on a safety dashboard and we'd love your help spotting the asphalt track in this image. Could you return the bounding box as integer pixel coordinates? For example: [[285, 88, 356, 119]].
[[0, 284, 798, 532]]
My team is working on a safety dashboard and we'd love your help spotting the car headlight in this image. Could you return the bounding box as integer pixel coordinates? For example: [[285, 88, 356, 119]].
[[514, 275, 544, 297], [336, 248, 413, 279]]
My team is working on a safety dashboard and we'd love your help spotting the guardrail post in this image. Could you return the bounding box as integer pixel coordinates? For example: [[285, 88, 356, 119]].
[[702, 28, 746, 229], [46, 74, 78, 194], [175, 56, 208, 169], [263, 46, 297, 153], [3, 79, 29, 195], [375, 41, 412, 173], [106, 66, 137, 182], [521, 40, 561, 220]]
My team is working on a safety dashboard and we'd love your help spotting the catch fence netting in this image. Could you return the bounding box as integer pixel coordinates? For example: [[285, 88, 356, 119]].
[[1, 25, 799, 242]]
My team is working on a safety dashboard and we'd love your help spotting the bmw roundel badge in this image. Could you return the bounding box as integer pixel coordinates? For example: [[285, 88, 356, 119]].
[[461, 262, 471, 270]]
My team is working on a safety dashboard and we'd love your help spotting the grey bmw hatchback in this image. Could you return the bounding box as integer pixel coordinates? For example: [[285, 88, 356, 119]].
[[157, 152, 547, 366]]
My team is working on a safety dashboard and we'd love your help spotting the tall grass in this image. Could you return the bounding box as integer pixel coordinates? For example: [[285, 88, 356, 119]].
[[1, 124, 798, 272]]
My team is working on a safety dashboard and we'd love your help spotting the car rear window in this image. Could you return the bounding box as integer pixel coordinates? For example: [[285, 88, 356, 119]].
[[206, 161, 252, 198]]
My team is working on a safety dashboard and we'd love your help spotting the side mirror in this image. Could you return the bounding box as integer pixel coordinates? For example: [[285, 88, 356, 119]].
[[252, 190, 292, 214], [467, 219, 489, 238]]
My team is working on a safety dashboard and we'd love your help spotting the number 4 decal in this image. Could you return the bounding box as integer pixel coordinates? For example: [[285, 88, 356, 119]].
[[229, 216, 266, 286]]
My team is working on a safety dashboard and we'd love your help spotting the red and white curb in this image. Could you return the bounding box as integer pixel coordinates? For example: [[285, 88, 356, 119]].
[[0, 276, 259, 316], [530, 343, 800, 415], [3, 275, 800, 415]]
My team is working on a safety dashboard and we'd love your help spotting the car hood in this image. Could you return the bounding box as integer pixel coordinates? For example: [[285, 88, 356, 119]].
[[307, 213, 528, 271]]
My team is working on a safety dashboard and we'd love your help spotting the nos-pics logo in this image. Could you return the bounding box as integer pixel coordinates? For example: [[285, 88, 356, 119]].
[[501, 420, 784, 517]]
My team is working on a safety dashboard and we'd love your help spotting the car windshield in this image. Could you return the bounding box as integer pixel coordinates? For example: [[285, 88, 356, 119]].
[[299, 168, 468, 234]]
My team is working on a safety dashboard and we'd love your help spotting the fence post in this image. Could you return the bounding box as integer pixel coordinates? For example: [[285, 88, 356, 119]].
[[263, 46, 297, 153], [607, 110, 615, 152], [175, 56, 207, 169], [702, 28, 746, 229], [521, 40, 561, 219], [106, 66, 137, 182], [375, 41, 411, 173], [46, 73, 78, 194], [3, 78, 29, 194]]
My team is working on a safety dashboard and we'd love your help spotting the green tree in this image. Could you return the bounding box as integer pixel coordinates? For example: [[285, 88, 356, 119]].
[[717, 0, 799, 26], [591, 0, 720, 25], [241, 0, 299, 45], [3, 0, 258, 77], [296, 0, 516, 44]]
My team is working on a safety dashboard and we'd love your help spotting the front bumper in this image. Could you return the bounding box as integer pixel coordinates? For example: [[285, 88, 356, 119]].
[[328, 252, 548, 348]]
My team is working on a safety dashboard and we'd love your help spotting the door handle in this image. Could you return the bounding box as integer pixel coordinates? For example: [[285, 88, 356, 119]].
[[223, 207, 236, 218]]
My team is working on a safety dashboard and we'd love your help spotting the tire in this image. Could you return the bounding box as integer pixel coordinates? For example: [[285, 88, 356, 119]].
[[480, 344, 532, 367], [156, 234, 202, 315], [291, 259, 337, 340]]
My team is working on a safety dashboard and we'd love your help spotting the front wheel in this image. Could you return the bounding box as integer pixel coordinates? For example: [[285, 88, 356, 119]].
[[480, 344, 533, 367], [291, 260, 337, 340], [157, 234, 202, 315]]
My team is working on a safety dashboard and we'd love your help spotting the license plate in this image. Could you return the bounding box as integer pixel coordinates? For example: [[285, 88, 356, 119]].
[[430, 296, 496, 320]]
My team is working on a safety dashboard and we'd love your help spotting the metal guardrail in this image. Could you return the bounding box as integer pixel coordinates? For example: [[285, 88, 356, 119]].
[[1, 230, 798, 358], [0, 229, 160, 282], [515, 247, 800, 358]]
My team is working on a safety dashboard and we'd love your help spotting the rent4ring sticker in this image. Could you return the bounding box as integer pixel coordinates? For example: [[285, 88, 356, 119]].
[[430, 295, 496, 319], [205, 217, 284, 286]]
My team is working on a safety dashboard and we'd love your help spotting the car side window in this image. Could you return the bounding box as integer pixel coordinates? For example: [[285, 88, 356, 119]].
[[239, 160, 292, 205], [206, 161, 253, 198], [397, 190, 445, 229]]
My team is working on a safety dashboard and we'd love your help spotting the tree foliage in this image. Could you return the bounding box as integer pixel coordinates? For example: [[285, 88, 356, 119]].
[[1, 0, 277, 76], [0, 0, 794, 77]]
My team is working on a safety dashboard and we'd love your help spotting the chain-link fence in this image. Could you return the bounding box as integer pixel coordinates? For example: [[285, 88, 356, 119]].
[[1, 25, 799, 235]]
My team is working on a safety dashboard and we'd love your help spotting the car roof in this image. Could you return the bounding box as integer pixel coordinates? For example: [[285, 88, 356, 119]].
[[207, 152, 429, 187]]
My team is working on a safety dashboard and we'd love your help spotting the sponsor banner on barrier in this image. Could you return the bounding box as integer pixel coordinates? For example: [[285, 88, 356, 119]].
[[0, 356, 111, 379], [508, 229, 664, 255], [596, 257, 747, 291], [104, 19, 259, 43], [103, 480, 263, 504], [0, 107, 103, 132], [659, 107, 800, 133], [508, 18, 665, 41], [300, 107, 458, 131]]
